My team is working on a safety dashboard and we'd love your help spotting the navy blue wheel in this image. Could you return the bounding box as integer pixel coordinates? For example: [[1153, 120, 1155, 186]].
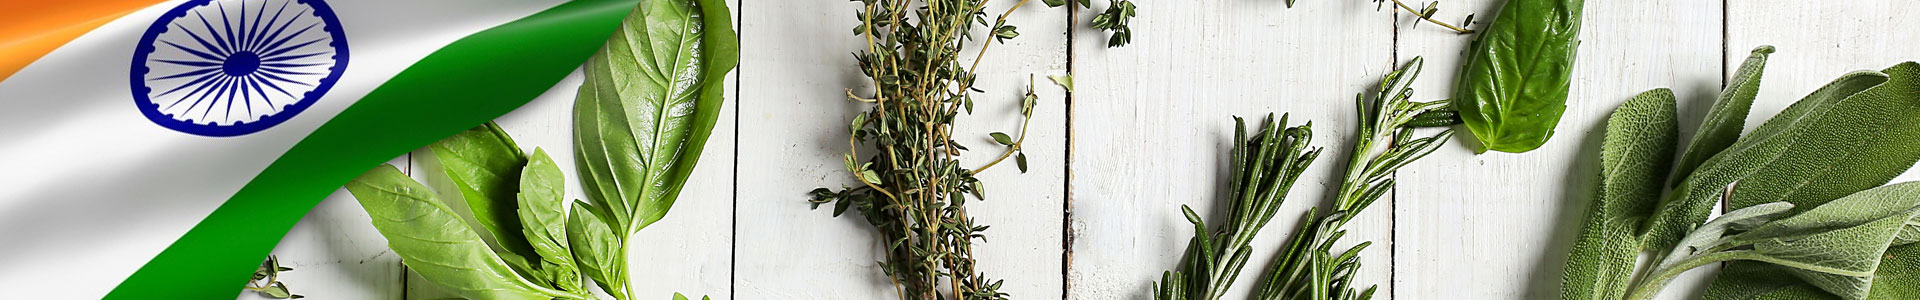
[[132, 0, 347, 137]]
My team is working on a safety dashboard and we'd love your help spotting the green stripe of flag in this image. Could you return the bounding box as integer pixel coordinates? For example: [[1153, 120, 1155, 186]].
[[105, 0, 639, 298]]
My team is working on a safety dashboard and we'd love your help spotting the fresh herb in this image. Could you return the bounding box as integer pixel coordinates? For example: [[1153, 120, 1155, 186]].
[[347, 0, 736, 299], [570, 0, 737, 296], [1450, 0, 1583, 153], [243, 256, 303, 299], [807, 0, 1091, 298], [1153, 58, 1453, 300], [1559, 46, 1920, 300], [1384, 0, 1474, 34], [1042, 0, 1139, 47]]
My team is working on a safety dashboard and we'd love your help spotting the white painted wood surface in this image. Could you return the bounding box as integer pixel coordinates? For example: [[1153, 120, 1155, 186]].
[[256, 0, 1920, 299]]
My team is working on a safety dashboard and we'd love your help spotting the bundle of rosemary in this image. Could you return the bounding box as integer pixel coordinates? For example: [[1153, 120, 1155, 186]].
[[1154, 58, 1455, 300]]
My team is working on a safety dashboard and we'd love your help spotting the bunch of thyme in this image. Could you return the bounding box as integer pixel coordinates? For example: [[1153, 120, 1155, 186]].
[[1154, 58, 1455, 300], [806, 0, 1058, 299]]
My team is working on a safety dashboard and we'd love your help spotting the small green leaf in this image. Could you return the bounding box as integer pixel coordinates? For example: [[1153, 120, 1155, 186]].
[[860, 169, 884, 185], [1049, 74, 1074, 92], [1015, 152, 1029, 173], [990, 132, 1014, 145], [1042, 0, 1066, 7], [993, 25, 1019, 41], [264, 282, 292, 298]]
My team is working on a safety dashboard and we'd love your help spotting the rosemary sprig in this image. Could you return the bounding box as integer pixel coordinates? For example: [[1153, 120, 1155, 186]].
[[808, 0, 1059, 299], [1154, 58, 1454, 300], [1153, 114, 1323, 300]]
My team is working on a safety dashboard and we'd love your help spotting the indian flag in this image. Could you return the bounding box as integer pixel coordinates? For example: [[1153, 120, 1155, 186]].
[[0, 0, 642, 298]]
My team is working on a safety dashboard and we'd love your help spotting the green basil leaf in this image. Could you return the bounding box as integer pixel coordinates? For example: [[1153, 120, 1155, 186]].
[[567, 200, 625, 300], [573, 0, 738, 234], [1642, 69, 1893, 250], [1562, 88, 1679, 300], [1671, 46, 1772, 182], [1721, 182, 1920, 300], [346, 165, 563, 300], [516, 148, 582, 292], [429, 122, 539, 260], [1450, 0, 1585, 153]]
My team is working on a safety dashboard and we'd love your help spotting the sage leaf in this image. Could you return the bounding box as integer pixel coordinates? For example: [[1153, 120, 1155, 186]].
[[430, 122, 538, 260], [572, 0, 738, 234], [1670, 46, 1771, 182], [1643, 69, 1893, 250], [1450, 0, 1585, 153], [346, 165, 568, 300], [1724, 62, 1920, 215], [516, 148, 582, 292], [1725, 182, 1920, 300], [1562, 88, 1679, 300]]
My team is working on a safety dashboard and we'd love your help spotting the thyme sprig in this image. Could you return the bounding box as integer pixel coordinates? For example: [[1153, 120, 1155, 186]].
[[1154, 58, 1454, 300], [1041, 0, 1138, 47], [808, 0, 1061, 299]]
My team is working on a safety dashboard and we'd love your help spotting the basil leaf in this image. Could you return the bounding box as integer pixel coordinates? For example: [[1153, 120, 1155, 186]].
[[346, 165, 565, 300], [1562, 88, 1679, 300], [572, 0, 738, 233], [567, 200, 625, 300], [1642, 69, 1892, 250], [430, 122, 540, 260], [517, 148, 583, 292], [1450, 0, 1585, 153], [1670, 46, 1772, 182]]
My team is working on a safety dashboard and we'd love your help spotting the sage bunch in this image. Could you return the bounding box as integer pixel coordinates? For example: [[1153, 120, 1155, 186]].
[[1560, 46, 1920, 300], [1154, 58, 1453, 300], [345, 1, 737, 299]]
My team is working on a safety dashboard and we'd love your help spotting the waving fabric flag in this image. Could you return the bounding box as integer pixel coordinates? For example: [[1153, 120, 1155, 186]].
[[0, 0, 639, 298]]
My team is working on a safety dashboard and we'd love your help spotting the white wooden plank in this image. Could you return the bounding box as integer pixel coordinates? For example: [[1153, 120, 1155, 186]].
[[1391, 1, 1722, 299], [243, 156, 409, 300], [1727, 0, 1920, 183], [734, 0, 1070, 299], [1064, 1, 1394, 299]]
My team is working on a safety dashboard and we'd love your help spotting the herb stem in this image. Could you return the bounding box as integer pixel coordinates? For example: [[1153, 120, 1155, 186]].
[[972, 108, 1034, 175], [1621, 250, 1749, 300], [1390, 0, 1474, 34]]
